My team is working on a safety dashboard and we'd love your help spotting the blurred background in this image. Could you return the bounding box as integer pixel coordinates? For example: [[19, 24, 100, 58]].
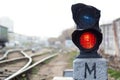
[[0, 0, 120, 80], [0, 0, 119, 52]]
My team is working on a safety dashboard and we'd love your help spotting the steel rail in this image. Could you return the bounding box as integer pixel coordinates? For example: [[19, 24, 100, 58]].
[[0, 50, 47, 64], [6, 53, 58, 80], [0, 57, 26, 64], [0, 49, 14, 60], [0, 49, 24, 60], [23, 53, 58, 71], [5, 50, 32, 80]]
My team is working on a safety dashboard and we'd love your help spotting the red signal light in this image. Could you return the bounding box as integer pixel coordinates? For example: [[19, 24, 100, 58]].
[[79, 32, 96, 49]]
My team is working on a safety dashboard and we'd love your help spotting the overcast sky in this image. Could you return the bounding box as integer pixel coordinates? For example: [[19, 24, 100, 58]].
[[0, 0, 120, 39]]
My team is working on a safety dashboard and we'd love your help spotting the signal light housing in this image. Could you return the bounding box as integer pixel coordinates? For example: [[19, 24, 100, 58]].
[[72, 29, 102, 53], [71, 3, 102, 58], [71, 3, 100, 31]]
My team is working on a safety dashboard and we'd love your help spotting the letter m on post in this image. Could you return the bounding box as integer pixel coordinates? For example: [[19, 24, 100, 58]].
[[84, 62, 96, 79]]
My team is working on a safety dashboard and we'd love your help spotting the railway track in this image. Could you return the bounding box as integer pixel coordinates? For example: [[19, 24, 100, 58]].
[[0, 48, 57, 80], [0, 49, 25, 61], [5, 54, 58, 80], [0, 49, 32, 80], [0, 58, 29, 80]]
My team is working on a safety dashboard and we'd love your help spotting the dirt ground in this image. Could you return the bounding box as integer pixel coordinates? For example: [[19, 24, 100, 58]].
[[39, 54, 69, 79], [29, 53, 71, 80], [28, 52, 114, 80]]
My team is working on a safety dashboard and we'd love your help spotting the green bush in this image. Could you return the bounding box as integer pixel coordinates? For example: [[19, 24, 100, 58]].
[[68, 51, 78, 68], [108, 68, 120, 79]]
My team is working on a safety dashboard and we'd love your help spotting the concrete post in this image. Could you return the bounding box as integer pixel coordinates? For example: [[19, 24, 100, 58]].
[[73, 58, 108, 80]]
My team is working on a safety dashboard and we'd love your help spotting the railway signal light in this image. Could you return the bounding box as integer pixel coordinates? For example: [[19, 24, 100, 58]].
[[72, 29, 102, 58], [71, 3, 102, 58], [72, 3, 108, 80], [79, 31, 96, 49], [71, 3, 100, 31]]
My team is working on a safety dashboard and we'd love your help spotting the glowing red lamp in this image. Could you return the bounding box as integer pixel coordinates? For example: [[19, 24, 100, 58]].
[[79, 32, 96, 49]]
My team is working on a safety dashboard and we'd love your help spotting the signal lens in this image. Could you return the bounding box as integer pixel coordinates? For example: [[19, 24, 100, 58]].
[[79, 32, 96, 49], [80, 15, 96, 27]]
